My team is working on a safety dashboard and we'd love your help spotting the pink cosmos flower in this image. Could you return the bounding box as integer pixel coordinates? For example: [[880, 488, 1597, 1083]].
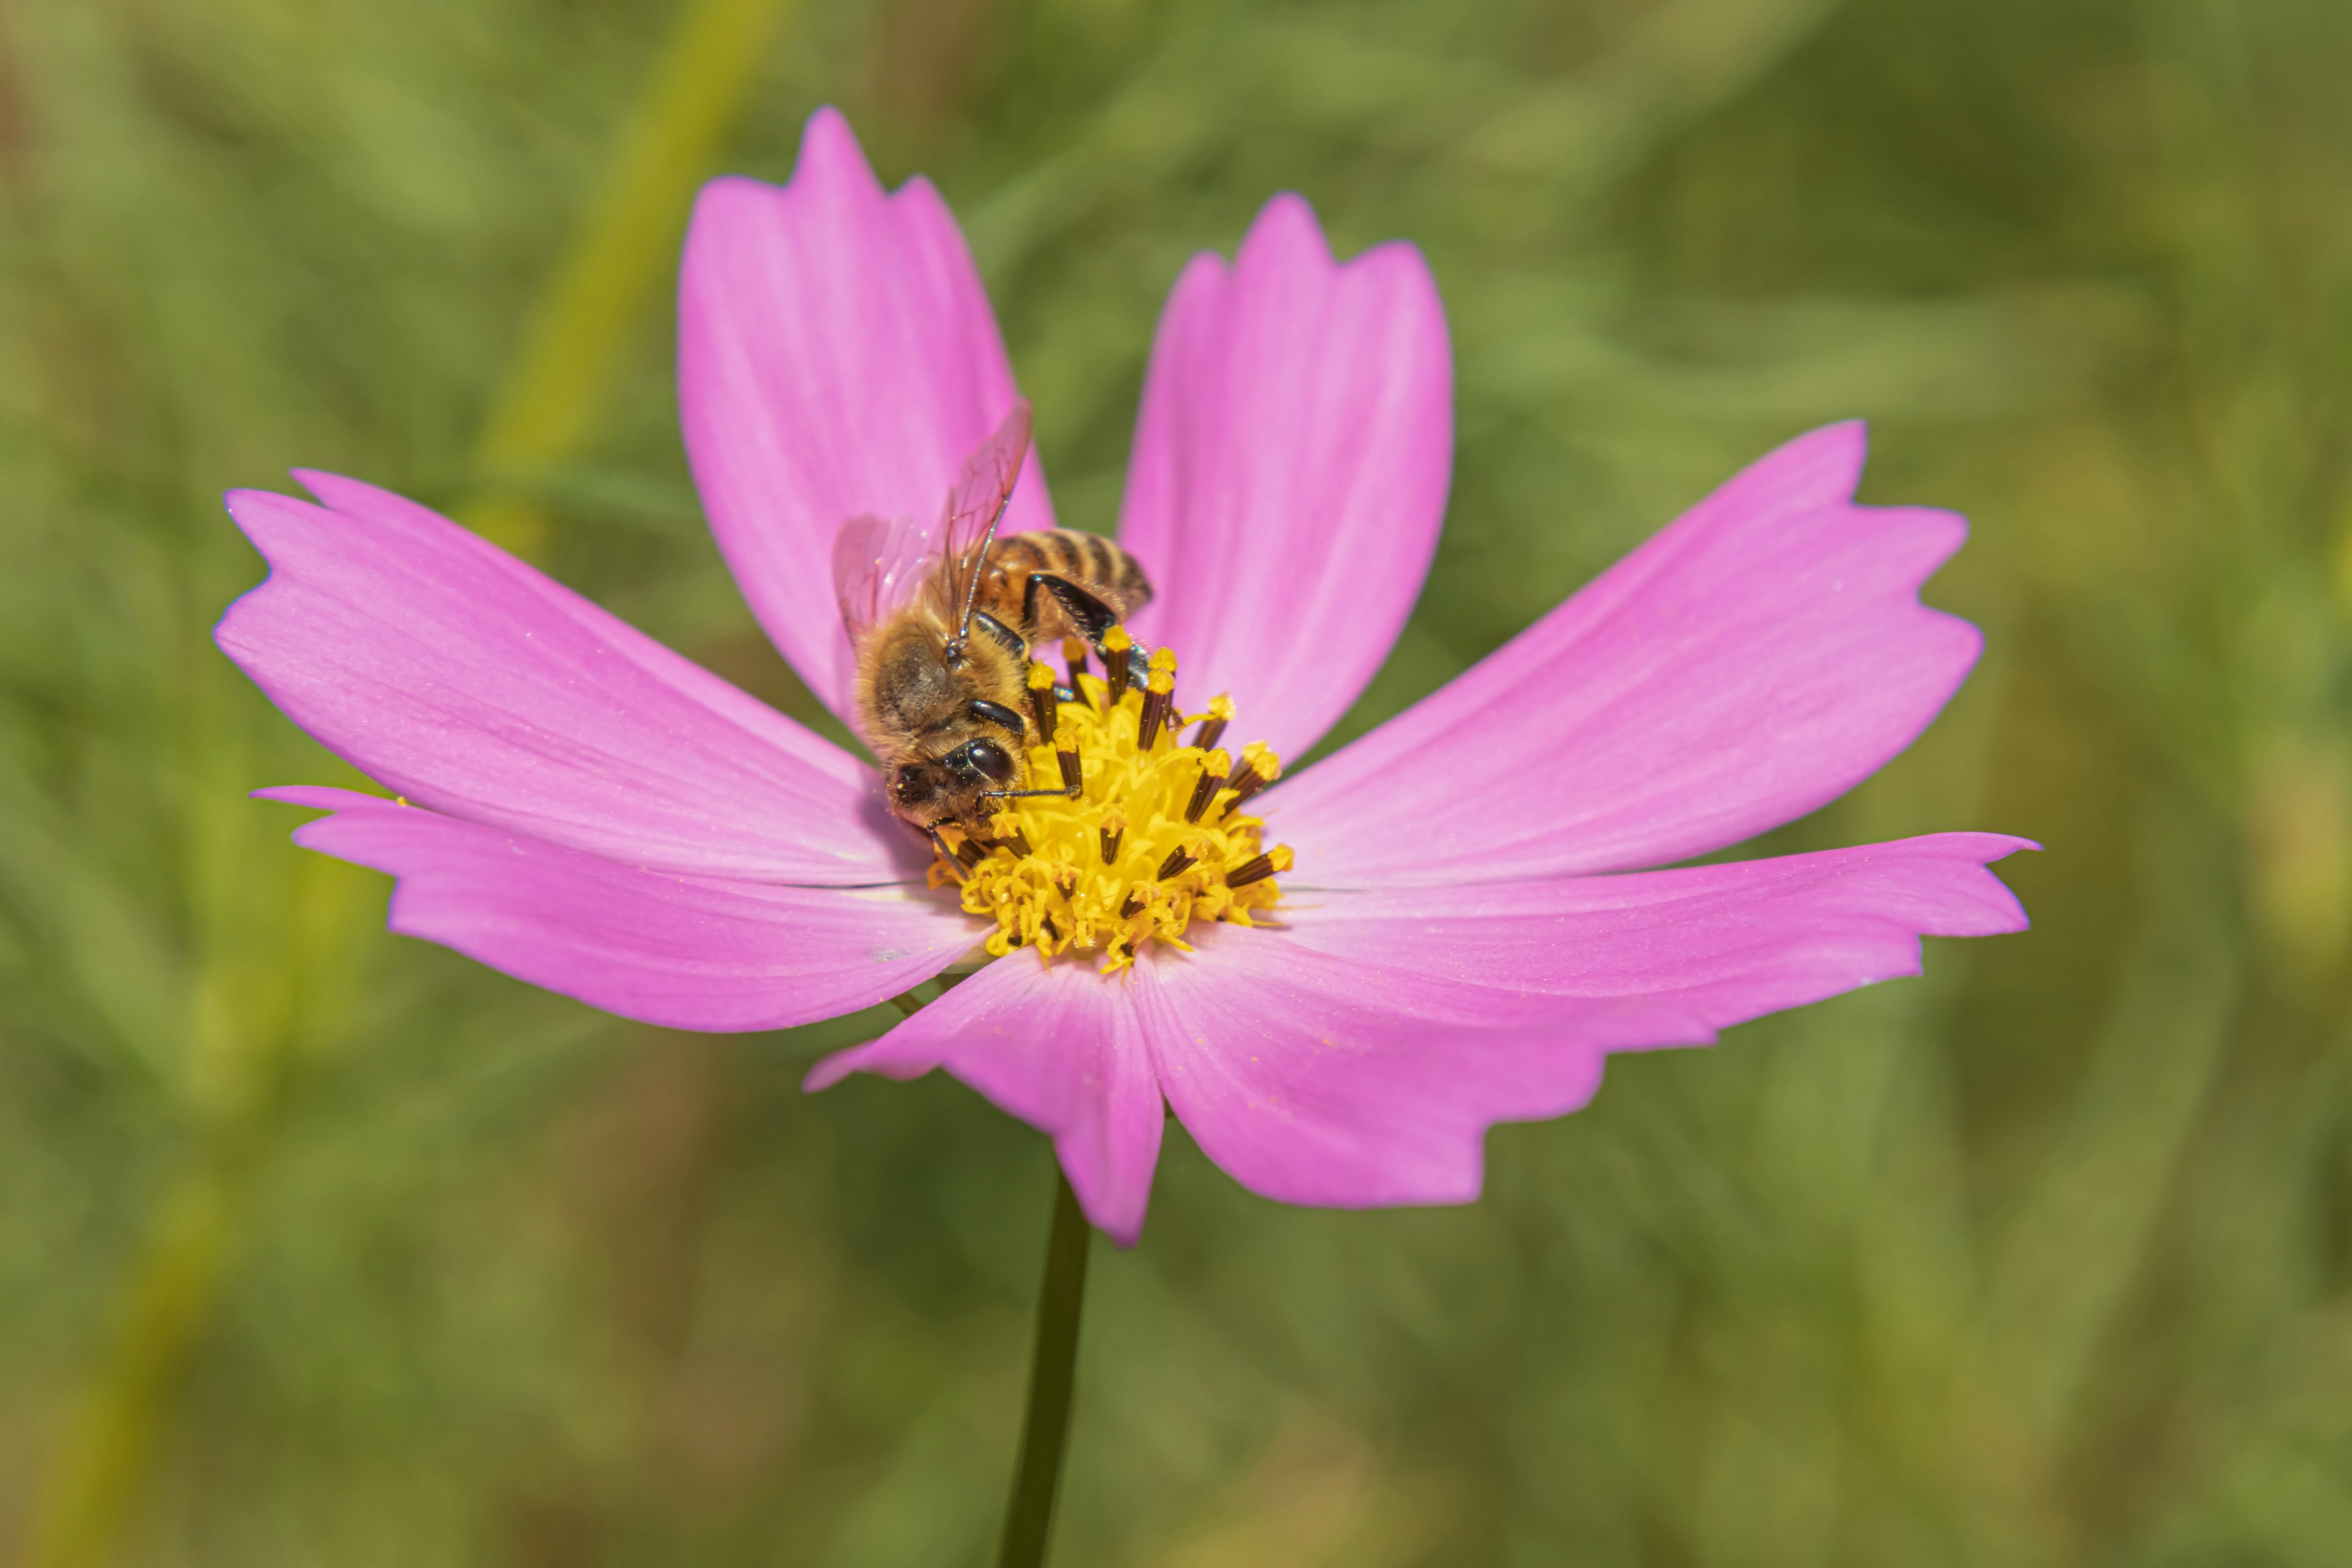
[[215, 109, 2031, 1246]]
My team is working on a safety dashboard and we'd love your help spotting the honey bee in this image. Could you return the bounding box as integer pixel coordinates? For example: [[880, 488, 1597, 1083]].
[[835, 400, 1154, 842]]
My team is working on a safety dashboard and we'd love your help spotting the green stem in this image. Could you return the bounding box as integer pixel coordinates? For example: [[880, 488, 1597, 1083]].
[[995, 1168, 1093, 1568], [459, 0, 803, 563]]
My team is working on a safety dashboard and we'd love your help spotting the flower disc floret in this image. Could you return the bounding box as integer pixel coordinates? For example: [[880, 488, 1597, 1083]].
[[932, 645, 1290, 973]]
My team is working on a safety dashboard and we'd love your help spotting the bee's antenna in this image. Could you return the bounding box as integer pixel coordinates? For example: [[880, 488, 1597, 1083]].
[[946, 487, 1016, 662]]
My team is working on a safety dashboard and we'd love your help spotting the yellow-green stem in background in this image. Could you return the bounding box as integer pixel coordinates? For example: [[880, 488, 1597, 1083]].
[[19, 4, 797, 1562], [26, 1150, 257, 1568], [462, 0, 803, 562]]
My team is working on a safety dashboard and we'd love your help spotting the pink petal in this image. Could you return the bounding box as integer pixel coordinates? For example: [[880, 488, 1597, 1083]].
[[1270, 423, 1982, 884], [806, 957, 1165, 1245], [1142, 928, 1708, 1210], [679, 108, 1051, 720], [263, 788, 971, 1030], [1277, 833, 2034, 1026], [216, 474, 910, 885], [810, 928, 1708, 1234], [1118, 194, 1451, 763]]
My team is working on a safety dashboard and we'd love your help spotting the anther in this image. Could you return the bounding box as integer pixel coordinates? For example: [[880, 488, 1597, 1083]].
[[1026, 660, 1058, 747], [1223, 743, 1281, 815], [1185, 748, 1232, 824], [940, 644, 1291, 969], [1102, 625, 1134, 706], [1225, 845, 1293, 889], [1192, 695, 1234, 755], [1137, 651, 1177, 750], [1062, 636, 1090, 690]]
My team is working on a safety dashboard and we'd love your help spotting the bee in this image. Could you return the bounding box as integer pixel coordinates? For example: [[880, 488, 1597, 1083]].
[[835, 400, 1153, 843]]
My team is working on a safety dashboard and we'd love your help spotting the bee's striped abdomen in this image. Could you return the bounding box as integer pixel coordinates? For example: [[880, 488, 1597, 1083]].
[[977, 529, 1155, 643]]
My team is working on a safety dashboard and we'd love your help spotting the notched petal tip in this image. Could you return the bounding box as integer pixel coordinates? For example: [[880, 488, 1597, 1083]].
[[1954, 832, 2040, 935], [684, 171, 775, 236], [687, 108, 884, 231], [222, 484, 288, 522], [251, 783, 383, 811], [1795, 417, 1869, 486], [219, 484, 325, 545], [802, 1047, 869, 1093], [793, 103, 880, 189], [287, 467, 356, 506], [1238, 190, 1337, 269], [1060, 1143, 1148, 1247], [1234, 190, 1451, 294]]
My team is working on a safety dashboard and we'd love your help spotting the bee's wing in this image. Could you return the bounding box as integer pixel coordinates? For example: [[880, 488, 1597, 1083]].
[[832, 511, 937, 639], [935, 400, 1034, 620]]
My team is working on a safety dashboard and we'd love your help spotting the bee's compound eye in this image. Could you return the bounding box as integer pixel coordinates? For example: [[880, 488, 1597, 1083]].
[[964, 739, 1016, 785], [891, 766, 927, 804]]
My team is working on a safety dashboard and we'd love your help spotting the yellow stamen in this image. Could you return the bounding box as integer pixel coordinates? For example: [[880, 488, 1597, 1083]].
[[1193, 693, 1235, 753], [941, 644, 1291, 973], [1137, 648, 1178, 748], [1025, 658, 1058, 745], [1102, 624, 1136, 706]]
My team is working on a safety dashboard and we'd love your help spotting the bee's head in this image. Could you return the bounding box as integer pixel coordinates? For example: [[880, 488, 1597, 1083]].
[[889, 738, 1019, 829]]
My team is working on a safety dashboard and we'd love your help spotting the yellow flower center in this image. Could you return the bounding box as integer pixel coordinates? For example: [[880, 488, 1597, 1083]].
[[931, 642, 1292, 973]]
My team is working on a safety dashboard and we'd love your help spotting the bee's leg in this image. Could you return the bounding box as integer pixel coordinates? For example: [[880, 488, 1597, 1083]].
[[967, 699, 1028, 739], [1022, 573, 1121, 646], [1026, 573, 1152, 701], [925, 824, 975, 876], [984, 745, 1085, 801], [971, 610, 1027, 657]]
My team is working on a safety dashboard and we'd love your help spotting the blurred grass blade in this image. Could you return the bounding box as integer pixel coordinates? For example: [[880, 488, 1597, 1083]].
[[461, 0, 804, 561], [17, 3, 798, 1562], [26, 1158, 253, 1568], [1463, 0, 1845, 198], [1981, 811, 2240, 1448]]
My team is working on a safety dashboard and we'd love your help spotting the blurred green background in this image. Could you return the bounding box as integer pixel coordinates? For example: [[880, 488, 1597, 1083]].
[[2, 0, 2348, 1562]]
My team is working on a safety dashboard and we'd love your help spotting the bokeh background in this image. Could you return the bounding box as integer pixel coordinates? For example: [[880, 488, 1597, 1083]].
[[3, 0, 2349, 1562]]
